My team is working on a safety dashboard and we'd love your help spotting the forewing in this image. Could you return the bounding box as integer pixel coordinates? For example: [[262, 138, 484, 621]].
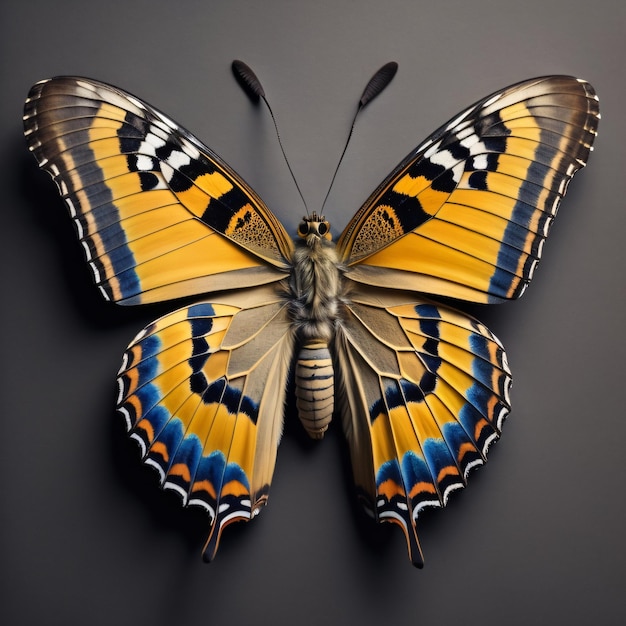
[[334, 284, 511, 566], [116, 285, 295, 559], [337, 76, 599, 303], [23, 76, 293, 305]]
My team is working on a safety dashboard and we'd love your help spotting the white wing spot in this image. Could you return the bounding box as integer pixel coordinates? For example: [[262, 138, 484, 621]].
[[130, 432, 148, 459], [496, 405, 510, 431], [164, 481, 189, 504], [169, 150, 191, 169], [145, 458, 166, 483], [537, 238, 545, 258], [81, 240, 93, 261], [482, 431, 499, 455], [464, 458, 484, 479], [429, 148, 457, 169], [135, 154, 155, 171], [424, 140, 442, 159], [117, 404, 132, 431], [412, 498, 441, 520], [472, 154, 488, 170], [442, 482, 464, 505], [189, 498, 215, 518]]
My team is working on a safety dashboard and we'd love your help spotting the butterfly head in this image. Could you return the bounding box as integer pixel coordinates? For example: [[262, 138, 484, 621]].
[[297, 212, 332, 243]]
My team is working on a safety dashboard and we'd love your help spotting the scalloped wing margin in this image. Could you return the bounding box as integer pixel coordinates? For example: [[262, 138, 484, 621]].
[[333, 285, 511, 566], [338, 76, 599, 304], [116, 286, 294, 559], [23, 76, 293, 304]]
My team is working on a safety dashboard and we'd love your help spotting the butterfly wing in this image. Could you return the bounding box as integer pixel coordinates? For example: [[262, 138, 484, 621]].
[[334, 285, 511, 567], [23, 76, 294, 305], [337, 75, 599, 303], [334, 75, 598, 564], [116, 284, 294, 559]]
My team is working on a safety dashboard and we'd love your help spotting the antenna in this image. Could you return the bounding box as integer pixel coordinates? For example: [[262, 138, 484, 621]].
[[320, 61, 398, 214], [232, 60, 399, 216], [232, 60, 309, 215]]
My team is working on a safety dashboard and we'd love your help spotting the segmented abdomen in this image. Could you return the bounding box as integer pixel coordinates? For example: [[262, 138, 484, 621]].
[[295, 342, 334, 439]]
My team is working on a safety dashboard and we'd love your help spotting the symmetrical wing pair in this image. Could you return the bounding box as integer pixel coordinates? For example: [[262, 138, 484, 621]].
[[23, 70, 599, 566]]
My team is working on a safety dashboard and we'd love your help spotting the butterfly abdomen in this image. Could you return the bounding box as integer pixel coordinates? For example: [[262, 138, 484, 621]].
[[295, 342, 334, 439], [289, 221, 345, 439]]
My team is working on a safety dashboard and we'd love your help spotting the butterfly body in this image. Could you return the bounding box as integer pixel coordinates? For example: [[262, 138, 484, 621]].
[[289, 215, 344, 438], [23, 73, 599, 567]]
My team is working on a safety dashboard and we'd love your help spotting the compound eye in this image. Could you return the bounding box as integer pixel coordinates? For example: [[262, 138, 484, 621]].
[[317, 221, 329, 236], [297, 221, 309, 237]]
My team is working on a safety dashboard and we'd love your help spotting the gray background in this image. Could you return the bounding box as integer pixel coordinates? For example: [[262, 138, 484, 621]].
[[2, 1, 624, 625]]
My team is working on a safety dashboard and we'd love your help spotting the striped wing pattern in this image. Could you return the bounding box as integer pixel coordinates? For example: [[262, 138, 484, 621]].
[[335, 285, 511, 566], [339, 76, 599, 303], [23, 74, 599, 566], [116, 286, 294, 560], [23, 77, 292, 305]]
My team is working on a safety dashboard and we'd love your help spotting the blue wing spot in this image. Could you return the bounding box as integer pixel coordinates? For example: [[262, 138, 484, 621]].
[[188, 302, 218, 322], [188, 305, 218, 388], [414, 303, 441, 320], [441, 421, 474, 453], [199, 378, 226, 402], [377, 458, 403, 487], [223, 462, 250, 490], [135, 380, 163, 417], [195, 450, 228, 494], [112, 263, 142, 298], [239, 394, 259, 420], [422, 438, 455, 477], [137, 332, 162, 361], [136, 354, 161, 387], [138, 401, 170, 435], [382, 379, 404, 410], [157, 418, 185, 455], [400, 451, 431, 487], [468, 333, 489, 360], [171, 433, 202, 473], [466, 381, 492, 416], [400, 379, 427, 403], [193, 451, 251, 508], [190, 371, 208, 394]]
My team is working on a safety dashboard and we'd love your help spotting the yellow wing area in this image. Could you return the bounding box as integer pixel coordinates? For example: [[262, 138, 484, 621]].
[[338, 76, 599, 303], [116, 285, 294, 561], [334, 284, 511, 566], [24, 77, 294, 305]]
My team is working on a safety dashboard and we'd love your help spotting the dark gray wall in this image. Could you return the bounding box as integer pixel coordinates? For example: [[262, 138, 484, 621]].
[[2, 1, 624, 625]]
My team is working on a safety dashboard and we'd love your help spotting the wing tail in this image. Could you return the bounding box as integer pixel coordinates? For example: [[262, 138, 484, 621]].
[[335, 285, 511, 565], [117, 294, 294, 559]]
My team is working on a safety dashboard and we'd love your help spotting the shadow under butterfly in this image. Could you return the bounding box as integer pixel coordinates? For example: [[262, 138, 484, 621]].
[[23, 61, 599, 567]]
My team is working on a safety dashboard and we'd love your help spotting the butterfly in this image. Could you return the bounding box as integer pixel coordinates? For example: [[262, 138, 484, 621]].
[[23, 68, 599, 567]]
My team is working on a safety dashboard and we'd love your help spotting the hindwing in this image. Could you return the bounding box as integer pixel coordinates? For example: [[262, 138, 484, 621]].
[[23, 77, 293, 305], [338, 76, 599, 303], [116, 285, 294, 559], [334, 284, 511, 566]]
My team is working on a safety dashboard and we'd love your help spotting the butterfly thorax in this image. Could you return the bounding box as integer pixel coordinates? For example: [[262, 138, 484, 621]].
[[288, 214, 345, 439]]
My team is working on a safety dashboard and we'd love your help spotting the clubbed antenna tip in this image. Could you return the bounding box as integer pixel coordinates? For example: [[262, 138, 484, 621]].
[[232, 60, 265, 102], [231, 59, 400, 218], [320, 61, 398, 214], [232, 59, 309, 214], [360, 61, 398, 108]]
